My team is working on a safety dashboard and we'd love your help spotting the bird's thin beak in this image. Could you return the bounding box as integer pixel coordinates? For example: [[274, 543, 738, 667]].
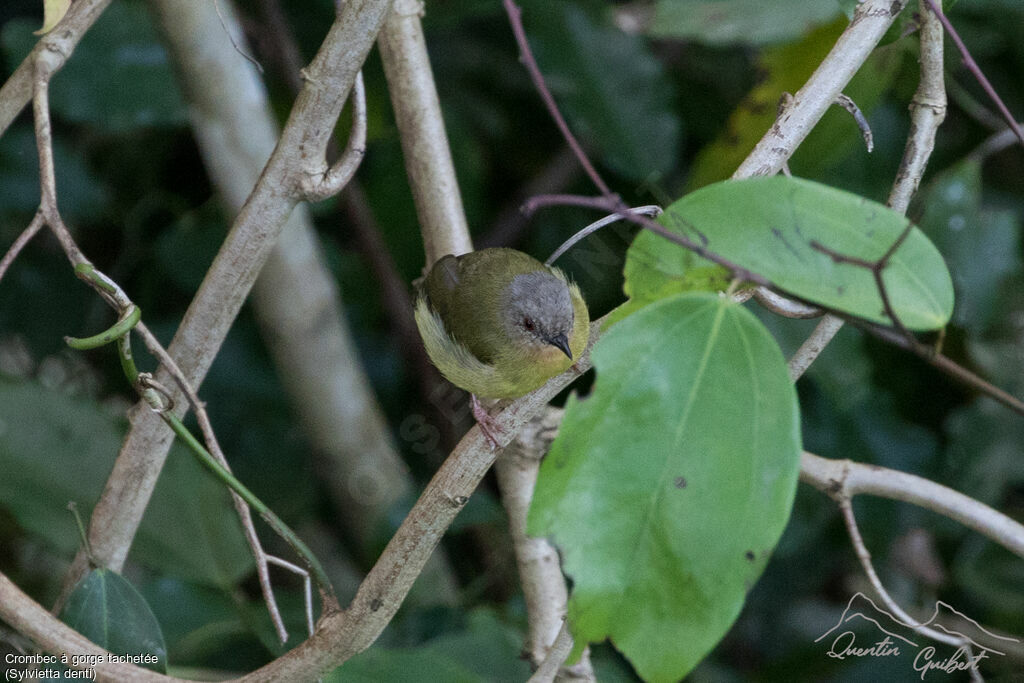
[[548, 332, 573, 360]]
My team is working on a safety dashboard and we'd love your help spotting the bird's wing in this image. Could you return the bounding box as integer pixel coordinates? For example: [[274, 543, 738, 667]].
[[414, 296, 511, 397]]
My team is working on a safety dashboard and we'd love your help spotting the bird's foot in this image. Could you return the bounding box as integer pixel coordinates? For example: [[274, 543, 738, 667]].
[[471, 394, 503, 450]]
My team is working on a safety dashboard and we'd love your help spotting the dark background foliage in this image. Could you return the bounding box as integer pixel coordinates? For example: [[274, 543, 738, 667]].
[[0, 0, 1021, 679]]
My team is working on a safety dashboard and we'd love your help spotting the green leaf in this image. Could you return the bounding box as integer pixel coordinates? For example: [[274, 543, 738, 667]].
[[637, 176, 953, 330], [134, 444, 255, 588], [0, 125, 109, 221], [648, 0, 841, 46], [608, 249, 730, 328], [0, 379, 253, 586], [917, 160, 1022, 330], [328, 609, 530, 683], [521, 0, 682, 182], [529, 293, 801, 682], [1, 2, 186, 130], [59, 569, 168, 673]]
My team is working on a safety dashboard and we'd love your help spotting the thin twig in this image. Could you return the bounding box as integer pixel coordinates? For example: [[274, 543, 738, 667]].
[[801, 452, 1024, 560], [967, 123, 1024, 164], [833, 93, 874, 152], [853, 319, 1024, 417], [527, 620, 575, 683], [753, 288, 823, 320], [478, 146, 583, 249], [838, 499, 967, 650], [920, 0, 1024, 148], [809, 223, 918, 344], [502, 0, 614, 199], [0, 212, 45, 283], [546, 205, 662, 266], [788, 315, 845, 381], [213, 0, 264, 73]]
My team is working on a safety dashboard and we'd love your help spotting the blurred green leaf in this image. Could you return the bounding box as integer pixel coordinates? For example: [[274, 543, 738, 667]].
[[953, 535, 1024, 625], [329, 609, 530, 682], [790, 43, 904, 177], [58, 568, 168, 673], [140, 577, 245, 659], [945, 397, 1024, 507], [918, 160, 1022, 330], [1, 2, 186, 130], [686, 19, 843, 189], [0, 379, 252, 586], [529, 293, 801, 682], [134, 444, 254, 588], [0, 124, 109, 222], [521, 0, 681, 182], [638, 176, 953, 330], [648, 0, 841, 46], [687, 19, 903, 189]]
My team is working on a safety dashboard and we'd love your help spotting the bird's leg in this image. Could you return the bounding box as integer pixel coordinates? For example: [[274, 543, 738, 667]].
[[471, 394, 503, 450]]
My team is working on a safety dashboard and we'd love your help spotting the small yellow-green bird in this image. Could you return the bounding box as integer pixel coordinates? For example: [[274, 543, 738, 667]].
[[414, 248, 590, 439]]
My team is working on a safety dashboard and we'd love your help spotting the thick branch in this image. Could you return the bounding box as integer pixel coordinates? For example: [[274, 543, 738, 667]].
[[378, 0, 473, 263], [495, 408, 593, 678], [888, 0, 946, 214], [146, 0, 457, 601], [62, 0, 394, 592]]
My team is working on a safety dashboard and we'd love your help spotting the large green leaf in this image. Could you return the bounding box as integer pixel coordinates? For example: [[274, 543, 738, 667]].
[[648, 0, 841, 46], [529, 293, 801, 682], [0, 379, 253, 586], [58, 568, 168, 673], [626, 176, 953, 330], [521, 0, 681, 182]]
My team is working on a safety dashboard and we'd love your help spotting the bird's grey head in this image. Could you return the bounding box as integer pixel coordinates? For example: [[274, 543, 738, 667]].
[[501, 271, 575, 359]]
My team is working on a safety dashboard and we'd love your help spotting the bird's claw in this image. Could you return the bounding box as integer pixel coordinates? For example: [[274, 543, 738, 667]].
[[471, 395, 503, 450]]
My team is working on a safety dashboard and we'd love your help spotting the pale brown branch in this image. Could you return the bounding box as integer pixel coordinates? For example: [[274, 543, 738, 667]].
[[59, 0, 394, 594], [888, 0, 946, 214], [801, 452, 1024, 560], [788, 314, 845, 381], [298, 71, 367, 201], [379, 0, 472, 264], [494, 408, 593, 678], [836, 499, 975, 657], [527, 620, 575, 683], [733, 0, 906, 178]]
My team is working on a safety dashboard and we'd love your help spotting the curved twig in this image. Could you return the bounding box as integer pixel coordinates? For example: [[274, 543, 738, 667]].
[[298, 71, 367, 201]]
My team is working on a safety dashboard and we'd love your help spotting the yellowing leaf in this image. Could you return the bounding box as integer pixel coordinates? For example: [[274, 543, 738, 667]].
[[35, 0, 72, 35]]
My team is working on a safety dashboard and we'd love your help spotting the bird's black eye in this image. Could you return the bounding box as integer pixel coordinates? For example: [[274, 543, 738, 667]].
[[522, 317, 535, 331]]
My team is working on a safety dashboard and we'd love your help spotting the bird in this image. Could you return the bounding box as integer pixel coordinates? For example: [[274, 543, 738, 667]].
[[414, 247, 590, 446]]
